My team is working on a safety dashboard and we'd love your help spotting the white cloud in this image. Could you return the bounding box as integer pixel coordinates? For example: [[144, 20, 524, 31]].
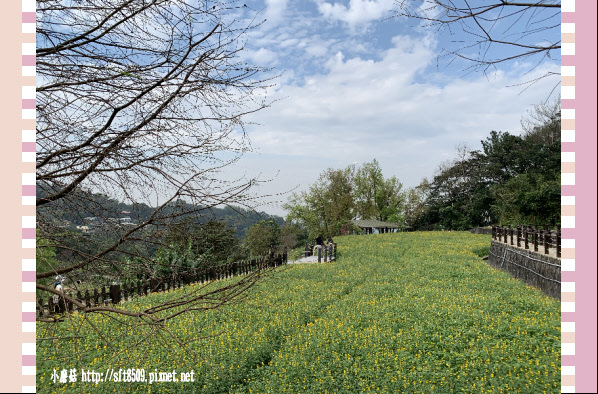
[[217, 2, 561, 216], [264, 0, 289, 26], [317, 0, 396, 27], [241, 33, 559, 208], [241, 47, 279, 65]]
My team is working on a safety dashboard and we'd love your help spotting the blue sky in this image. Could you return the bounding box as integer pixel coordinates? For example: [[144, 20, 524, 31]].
[[218, 0, 561, 217]]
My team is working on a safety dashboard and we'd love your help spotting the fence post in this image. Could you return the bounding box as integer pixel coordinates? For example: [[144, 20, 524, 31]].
[[533, 226, 539, 252], [101, 286, 108, 305], [324, 245, 328, 262], [318, 246, 322, 263], [58, 294, 66, 313], [539, 228, 544, 254], [509, 226, 513, 245], [334, 243, 337, 261], [84, 290, 91, 307], [48, 296, 55, 314], [516, 226, 521, 247], [543, 225, 549, 255], [110, 284, 121, 305]]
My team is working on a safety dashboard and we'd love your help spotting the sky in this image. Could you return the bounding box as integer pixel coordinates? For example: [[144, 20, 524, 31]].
[[209, 0, 562, 217]]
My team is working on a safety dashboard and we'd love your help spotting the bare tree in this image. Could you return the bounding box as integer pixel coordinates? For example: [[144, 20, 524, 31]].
[[521, 96, 561, 145], [35, 0, 279, 357], [393, 1, 561, 80]]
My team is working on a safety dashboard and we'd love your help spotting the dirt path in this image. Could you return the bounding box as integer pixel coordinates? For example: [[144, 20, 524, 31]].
[[287, 255, 334, 264]]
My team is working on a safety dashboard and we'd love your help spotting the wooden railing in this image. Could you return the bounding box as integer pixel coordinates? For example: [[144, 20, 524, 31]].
[[492, 225, 561, 258], [304, 242, 337, 262], [38, 252, 287, 317]]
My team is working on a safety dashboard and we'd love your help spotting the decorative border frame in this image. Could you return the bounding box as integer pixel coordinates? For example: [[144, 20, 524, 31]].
[[1, 0, 595, 392], [560, 2, 576, 391], [21, 0, 37, 392]]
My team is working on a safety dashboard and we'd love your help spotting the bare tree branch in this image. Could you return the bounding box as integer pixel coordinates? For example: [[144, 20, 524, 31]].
[[393, 0, 561, 78], [35, 0, 282, 362]]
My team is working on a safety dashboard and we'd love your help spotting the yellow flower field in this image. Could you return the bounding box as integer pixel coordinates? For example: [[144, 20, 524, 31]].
[[37, 232, 560, 393]]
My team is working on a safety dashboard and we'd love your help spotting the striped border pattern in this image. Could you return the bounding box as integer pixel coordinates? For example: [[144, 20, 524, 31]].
[[561, 0, 576, 392], [22, 0, 36, 392], [17, 0, 582, 392]]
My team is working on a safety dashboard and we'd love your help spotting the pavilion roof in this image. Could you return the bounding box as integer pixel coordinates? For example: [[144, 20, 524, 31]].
[[350, 219, 399, 229]]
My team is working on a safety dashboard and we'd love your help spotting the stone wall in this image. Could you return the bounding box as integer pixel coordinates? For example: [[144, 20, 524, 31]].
[[488, 240, 561, 299]]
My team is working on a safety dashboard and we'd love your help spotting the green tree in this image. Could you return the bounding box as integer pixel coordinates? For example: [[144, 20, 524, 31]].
[[284, 166, 355, 239], [403, 178, 431, 229], [191, 220, 243, 263], [280, 223, 309, 252], [419, 146, 490, 230], [491, 172, 560, 226], [245, 220, 281, 257], [285, 160, 405, 236], [375, 176, 405, 223], [354, 159, 404, 223], [418, 102, 560, 230], [36, 238, 62, 291], [354, 159, 384, 220], [157, 219, 245, 273], [153, 239, 197, 278]]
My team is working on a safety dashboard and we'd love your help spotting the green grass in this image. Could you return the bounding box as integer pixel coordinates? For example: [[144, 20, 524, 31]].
[[37, 232, 560, 393]]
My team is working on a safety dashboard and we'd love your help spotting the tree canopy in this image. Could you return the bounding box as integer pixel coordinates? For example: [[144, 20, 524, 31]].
[[284, 160, 405, 239], [406, 100, 561, 230]]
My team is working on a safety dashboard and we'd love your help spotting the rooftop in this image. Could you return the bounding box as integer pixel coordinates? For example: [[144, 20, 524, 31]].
[[351, 219, 399, 229]]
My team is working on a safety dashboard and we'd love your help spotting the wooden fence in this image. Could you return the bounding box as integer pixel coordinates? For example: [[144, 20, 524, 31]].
[[38, 252, 287, 318], [303, 242, 337, 262], [492, 225, 561, 258]]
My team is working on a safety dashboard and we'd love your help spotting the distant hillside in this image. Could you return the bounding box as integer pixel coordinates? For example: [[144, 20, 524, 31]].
[[36, 183, 284, 238]]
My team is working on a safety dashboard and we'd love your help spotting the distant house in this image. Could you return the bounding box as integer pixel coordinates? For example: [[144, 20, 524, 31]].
[[350, 219, 400, 235], [83, 216, 135, 229], [76, 225, 92, 234]]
